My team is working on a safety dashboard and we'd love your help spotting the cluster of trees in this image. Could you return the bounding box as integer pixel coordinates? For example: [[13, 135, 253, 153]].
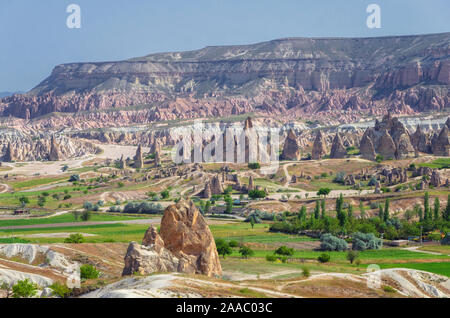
[[215, 239, 254, 259], [122, 202, 163, 214], [270, 193, 450, 241]]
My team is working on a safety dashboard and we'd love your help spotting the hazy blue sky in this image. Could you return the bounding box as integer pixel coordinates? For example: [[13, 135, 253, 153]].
[[0, 0, 449, 92]]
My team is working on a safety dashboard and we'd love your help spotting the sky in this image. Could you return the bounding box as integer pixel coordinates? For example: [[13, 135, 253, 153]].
[[0, 0, 449, 92]]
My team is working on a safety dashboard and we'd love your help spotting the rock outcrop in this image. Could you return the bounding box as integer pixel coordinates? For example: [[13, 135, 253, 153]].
[[122, 200, 222, 277], [411, 125, 431, 153], [329, 133, 347, 159], [360, 132, 376, 161], [281, 129, 300, 160], [312, 130, 327, 160], [431, 125, 450, 156], [48, 136, 61, 161], [134, 144, 144, 169]]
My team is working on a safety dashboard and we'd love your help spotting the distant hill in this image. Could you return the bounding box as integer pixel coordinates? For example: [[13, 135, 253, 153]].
[[0, 33, 449, 123], [0, 91, 24, 98]]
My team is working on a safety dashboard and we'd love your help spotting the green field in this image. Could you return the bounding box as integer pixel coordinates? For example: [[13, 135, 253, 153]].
[[418, 158, 450, 169], [9, 176, 69, 191], [379, 262, 450, 277], [0, 212, 148, 227]]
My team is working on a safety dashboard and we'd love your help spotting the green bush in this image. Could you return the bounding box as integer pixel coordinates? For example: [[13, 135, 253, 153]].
[[80, 264, 100, 280], [49, 282, 71, 298], [441, 233, 450, 245], [228, 240, 239, 248], [12, 279, 38, 298], [302, 267, 310, 278], [64, 233, 85, 244], [248, 189, 266, 199], [265, 255, 277, 262], [248, 162, 261, 170], [317, 253, 331, 263], [274, 245, 295, 256]]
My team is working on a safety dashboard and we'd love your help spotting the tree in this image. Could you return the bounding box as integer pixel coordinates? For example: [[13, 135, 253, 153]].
[[320, 200, 326, 219], [336, 193, 346, 227], [320, 233, 348, 251], [352, 232, 382, 251], [81, 210, 91, 222], [314, 200, 320, 219], [12, 279, 38, 298], [317, 188, 331, 197], [160, 189, 170, 199], [225, 195, 233, 214], [317, 253, 330, 263], [298, 206, 307, 222], [18, 196, 29, 208], [384, 199, 390, 222], [434, 197, 440, 220], [64, 233, 85, 243], [359, 201, 365, 219], [239, 246, 254, 258], [250, 217, 255, 229], [378, 204, 384, 220], [346, 250, 359, 264], [215, 239, 232, 258], [274, 246, 295, 256], [423, 192, 431, 220], [443, 194, 450, 221], [347, 204, 354, 220]]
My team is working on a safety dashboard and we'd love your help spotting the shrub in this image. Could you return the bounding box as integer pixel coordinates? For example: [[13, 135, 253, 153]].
[[122, 202, 163, 214], [352, 232, 382, 251], [333, 172, 346, 184], [69, 174, 80, 182], [64, 233, 85, 244], [80, 264, 100, 280], [346, 250, 359, 264], [265, 255, 277, 262], [383, 286, 397, 293], [160, 189, 170, 199], [320, 233, 348, 251], [248, 189, 266, 199], [239, 246, 254, 258], [229, 240, 239, 248], [12, 279, 38, 298], [248, 162, 260, 169], [302, 267, 310, 278], [274, 245, 294, 256], [317, 253, 331, 263], [49, 282, 71, 298], [80, 210, 92, 222]]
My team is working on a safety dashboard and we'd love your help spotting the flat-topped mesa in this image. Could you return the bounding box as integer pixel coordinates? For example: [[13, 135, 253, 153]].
[[431, 125, 450, 156], [311, 130, 327, 160], [122, 200, 222, 277], [329, 133, 347, 159], [281, 129, 300, 160], [133, 144, 143, 169]]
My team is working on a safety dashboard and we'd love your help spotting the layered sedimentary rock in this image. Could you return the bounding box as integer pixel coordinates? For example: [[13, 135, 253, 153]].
[[312, 130, 327, 160], [1, 33, 449, 127], [281, 129, 300, 160], [329, 133, 347, 159], [0, 132, 100, 162], [122, 200, 222, 277]]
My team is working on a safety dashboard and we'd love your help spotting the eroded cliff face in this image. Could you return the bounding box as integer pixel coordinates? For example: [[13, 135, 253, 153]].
[[0, 33, 449, 126]]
